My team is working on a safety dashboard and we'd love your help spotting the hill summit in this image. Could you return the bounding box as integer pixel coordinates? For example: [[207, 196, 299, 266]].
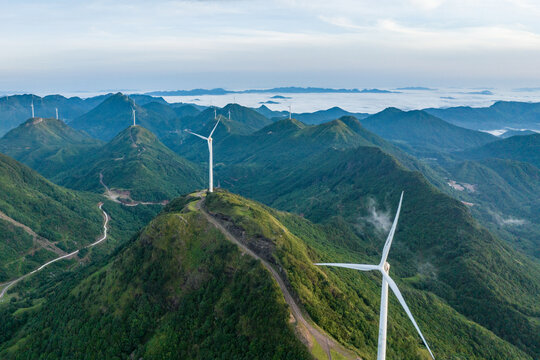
[[0, 117, 102, 177], [57, 126, 205, 202]]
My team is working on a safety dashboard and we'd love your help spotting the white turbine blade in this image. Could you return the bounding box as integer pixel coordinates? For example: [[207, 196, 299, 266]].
[[383, 272, 435, 359], [185, 130, 208, 140], [380, 191, 404, 265], [209, 118, 221, 137], [315, 263, 379, 271]]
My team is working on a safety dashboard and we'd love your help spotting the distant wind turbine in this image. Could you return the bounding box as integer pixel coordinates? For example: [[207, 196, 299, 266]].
[[56, 107, 59, 120], [228, 109, 231, 120], [315, 192, 435, 360], [288, 105, 292, 119], [132, 108, 136, 126], [31, 100, 34, 118], [185, 117, 221, 192]]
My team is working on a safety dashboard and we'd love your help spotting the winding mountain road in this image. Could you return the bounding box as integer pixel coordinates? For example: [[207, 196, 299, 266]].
[[195, 195, 358, 360], [0, 203, 109, 300]]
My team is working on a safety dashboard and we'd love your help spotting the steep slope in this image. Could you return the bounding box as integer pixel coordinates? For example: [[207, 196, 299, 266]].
[[0, 117, 103, 177], [204, 191, 535, 359], [0, 193, 311, 360], [455, 133, 540, 168], [425, 101, 540, 131], [0, 153, 103, 281], [0, 191, 532, 359], [223, 146, 540, 358], [56, 126, 205, 202], [443, 158, 540, 258], [361, 108, 496, 154]]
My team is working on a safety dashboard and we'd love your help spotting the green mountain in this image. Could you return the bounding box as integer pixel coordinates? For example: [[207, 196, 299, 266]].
[[189, 116, 402, 165], [0, 94, 110, 136], [361, 108, 496, 154], [164, 103, 274, 154], [194, 116, 447, 194], [70, 93, 184, 141], [56, 126, 205, 202], [425, 101, 540, 131], [0, 191, 533, 359], [456, 133, 540, 168], [173, 104, 201, 118], [184, 104, 272, 136], [0, 153, 103, 281], [220, 144, 540, 358], [0, 118, 103, 178], [0, 192, 311, 359]]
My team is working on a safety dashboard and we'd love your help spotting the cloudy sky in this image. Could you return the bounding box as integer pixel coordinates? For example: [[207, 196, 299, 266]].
[[1, 0, 540, 92]]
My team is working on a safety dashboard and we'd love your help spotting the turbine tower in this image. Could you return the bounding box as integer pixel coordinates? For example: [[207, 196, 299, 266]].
[[228, 109, 231, 120], [132, 108, 136, 126], [315, 192, 435, 360], [31, 100, 34, 118], [56, 108, 59, 120], [185, 118, 221, 192]]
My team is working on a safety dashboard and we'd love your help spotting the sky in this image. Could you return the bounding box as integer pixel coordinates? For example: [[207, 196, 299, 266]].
[[1, 0, 540, 93]]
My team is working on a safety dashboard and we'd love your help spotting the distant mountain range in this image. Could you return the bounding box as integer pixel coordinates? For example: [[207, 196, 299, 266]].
[[424, 101, 540, 131], [361, 107, 497, 154], [146, 87, 400, 96]]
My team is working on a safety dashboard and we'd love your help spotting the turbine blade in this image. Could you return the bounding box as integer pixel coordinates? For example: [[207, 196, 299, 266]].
[[314, 263, 379, 271], [380, 191, 404, 265], [185, 130, 208, 140], [209, 118, 221, 137], [383, 272, 435, 359]]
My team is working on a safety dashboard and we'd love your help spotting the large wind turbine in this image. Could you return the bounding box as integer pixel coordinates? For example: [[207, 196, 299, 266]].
[[315, 192, 435, 360], [185, 116, 221, 192], [31, 100, 34, 118]]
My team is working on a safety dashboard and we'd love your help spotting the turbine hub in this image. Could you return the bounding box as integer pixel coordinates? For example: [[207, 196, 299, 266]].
[[383, 262, 390, 273]]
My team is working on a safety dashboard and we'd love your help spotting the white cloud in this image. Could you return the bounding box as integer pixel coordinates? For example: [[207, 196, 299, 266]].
[[409, 0, 445, 11], [0, 0, 540, 90]]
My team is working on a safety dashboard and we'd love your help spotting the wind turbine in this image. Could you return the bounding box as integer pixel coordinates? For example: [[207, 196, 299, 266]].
[[132, 107, 136, 126], [31, 99, 34, 118], [315, 192, 435, 360], [56, 107, 59, 120], [228, 109, 231, 120], [185, 116, 221, 193]]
